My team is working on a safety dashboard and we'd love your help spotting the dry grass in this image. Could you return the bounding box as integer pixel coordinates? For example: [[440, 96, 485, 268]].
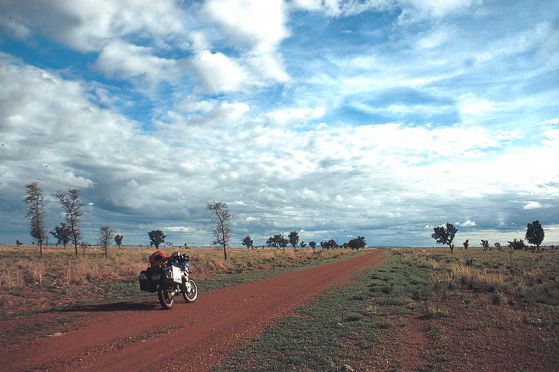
[[0, 245, 358, 290], [414, 256, 441, 270], [398, 248, 559, 305], [0, 244, 363, 317], [431, 263, 507, 292]]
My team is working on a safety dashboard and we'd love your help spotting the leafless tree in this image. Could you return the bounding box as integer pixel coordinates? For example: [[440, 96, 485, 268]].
[[98, 225, 113, 258], [207, 201, 232, 260], [24, 182, 47, 257], [56, 189, 83, 257]]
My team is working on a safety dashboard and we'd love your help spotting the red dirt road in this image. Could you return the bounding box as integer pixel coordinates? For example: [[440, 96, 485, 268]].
[[1, 250, 384, 371]]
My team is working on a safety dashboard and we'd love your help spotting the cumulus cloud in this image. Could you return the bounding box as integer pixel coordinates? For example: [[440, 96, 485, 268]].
[[95, 40, 178, 85], [457, 220, 477, 227], [1, 1, 559, 246], [2, 52, 558, 244], [0, 0, 186, 52], [523, 202, 542, 210], [188, 50, 248, 93], [200, 0, 291, 89], [203, 0, 289, 52], [0, 1, 290, 92]]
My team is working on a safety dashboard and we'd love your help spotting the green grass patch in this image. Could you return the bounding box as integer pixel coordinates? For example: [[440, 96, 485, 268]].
[[217, 251, 431, 371]]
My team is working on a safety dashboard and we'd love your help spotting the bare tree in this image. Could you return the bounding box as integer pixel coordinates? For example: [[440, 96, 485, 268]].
[[56, 189, 83, 257], [98, 225, 113, 258], [24, 182, 47, 257], [207, 201, 232, 260]]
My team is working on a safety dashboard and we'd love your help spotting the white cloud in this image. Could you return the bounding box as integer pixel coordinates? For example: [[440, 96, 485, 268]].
[[542, 118, 559, 126], [0, 0, 186, 52], [291, 0, 391, 17], [291, 0, 475, 18], [523, 201, 542, 210], [2, 2, 559, 246], [164, 226, 194, 233], [189, 50, 248, 93], [1, 1, 292, 91], [1, 17, 31, 39], [200, 0, 291, 88], [161, 99, 251, 131], [266, 107, 325, 126], [203, 0, 289, 52], [398, 0, 481, 22], [543, 128, 559, 146], [95, 40, 177, 85], [244, 51, 290, 84], [458, 93, 495, 117], [458, 219, 477, 227], [416, 26, 452, 49], [187, 49, 290, 93]]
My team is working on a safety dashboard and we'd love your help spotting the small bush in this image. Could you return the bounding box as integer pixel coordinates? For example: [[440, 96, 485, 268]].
[[508, 239, 527, 250]]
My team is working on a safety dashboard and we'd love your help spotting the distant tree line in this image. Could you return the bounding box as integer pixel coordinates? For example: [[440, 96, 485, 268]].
[[250, 231, 366, 250], [432, 220, 546, 252]]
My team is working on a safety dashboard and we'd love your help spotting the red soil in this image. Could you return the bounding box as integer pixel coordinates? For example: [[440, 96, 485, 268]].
[[0, 250, 385, 371]]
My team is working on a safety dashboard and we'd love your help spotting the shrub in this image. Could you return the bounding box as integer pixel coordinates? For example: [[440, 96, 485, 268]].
[[508, 239, 527, 250]]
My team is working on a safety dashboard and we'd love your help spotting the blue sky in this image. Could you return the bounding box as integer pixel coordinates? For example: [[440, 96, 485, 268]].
[[1, 0, 558, 247]]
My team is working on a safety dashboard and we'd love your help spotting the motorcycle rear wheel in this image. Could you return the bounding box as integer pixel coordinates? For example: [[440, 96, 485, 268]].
[[158, 286, 175, 310], [182, 279, 198, 303]]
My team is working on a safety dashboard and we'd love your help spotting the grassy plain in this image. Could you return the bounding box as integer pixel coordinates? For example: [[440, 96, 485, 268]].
[[0, 244, 363, 318], [219, 247, 559, 371]]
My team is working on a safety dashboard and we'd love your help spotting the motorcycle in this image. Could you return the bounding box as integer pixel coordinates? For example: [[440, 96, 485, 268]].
[[138, 251, 198, 310]]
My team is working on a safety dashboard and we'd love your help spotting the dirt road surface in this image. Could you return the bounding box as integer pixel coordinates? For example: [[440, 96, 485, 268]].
[[1, 250, 384, 371]]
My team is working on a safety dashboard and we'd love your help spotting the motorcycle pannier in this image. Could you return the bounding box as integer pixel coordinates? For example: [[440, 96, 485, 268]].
[[139, 270, 158, 292]]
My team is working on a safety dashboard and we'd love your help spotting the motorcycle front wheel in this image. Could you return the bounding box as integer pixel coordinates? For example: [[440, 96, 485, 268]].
[[182, 279, 198, 303], [158, 286, 175, 310]]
